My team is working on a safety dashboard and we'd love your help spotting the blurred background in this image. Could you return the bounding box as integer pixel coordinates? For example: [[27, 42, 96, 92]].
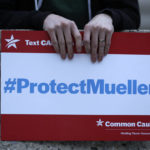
[[139, 0, 150, 29]]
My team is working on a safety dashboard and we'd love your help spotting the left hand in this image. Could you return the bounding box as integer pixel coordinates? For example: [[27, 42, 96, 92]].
[[83, 14, 114, 62]]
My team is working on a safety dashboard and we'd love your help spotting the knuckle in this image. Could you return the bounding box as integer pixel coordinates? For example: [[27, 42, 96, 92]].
[[100, 42, 105, 47], [55, 24, 61, 29], [61, 22, 68, 28], [84, 39, 90, 45], [59, 41, 65, 46], [85, 24, 91, 30], [67, 40, 72, 45], [47, 27, 55, 32], [68, 47, 73, 52], [92, 44, 98, 50], [106, 27, 114, 34], [75, 34, 81, 41], [70, 21, 75, 26], [52, 41, 57, 46], [100, 26, 106, 31], [92, 25, 99, 31], [106, 28, 112, 33]]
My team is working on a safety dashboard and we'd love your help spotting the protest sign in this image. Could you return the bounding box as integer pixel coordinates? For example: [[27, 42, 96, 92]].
[[1, 31, 150, 140]]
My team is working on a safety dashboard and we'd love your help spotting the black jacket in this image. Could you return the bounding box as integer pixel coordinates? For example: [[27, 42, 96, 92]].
[[0, 0, 140, 31]]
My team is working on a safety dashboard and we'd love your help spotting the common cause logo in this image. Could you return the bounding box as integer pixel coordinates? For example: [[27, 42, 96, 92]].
[[96, 119, 150, 128]]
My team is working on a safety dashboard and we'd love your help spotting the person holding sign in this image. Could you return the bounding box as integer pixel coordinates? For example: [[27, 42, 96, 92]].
[[0, 0, 140, 62]]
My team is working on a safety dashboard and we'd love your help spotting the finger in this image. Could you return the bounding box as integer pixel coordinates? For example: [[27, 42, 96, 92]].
[[63, 25, 73, 59], [91, 28, 99, 62], [71, 22, 82, 53], [56, 26, 66, 59], [105, 31, 113, 56], [83, 25, 91, 53], [98, 30, 105, 62], [47, 29, 59, 53]]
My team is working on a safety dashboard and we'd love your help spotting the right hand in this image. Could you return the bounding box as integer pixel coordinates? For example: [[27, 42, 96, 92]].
[[43, 14, 82, 59]]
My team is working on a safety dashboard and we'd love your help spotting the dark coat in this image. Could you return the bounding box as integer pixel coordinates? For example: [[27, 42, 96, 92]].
[[0, 0, 140, 31]]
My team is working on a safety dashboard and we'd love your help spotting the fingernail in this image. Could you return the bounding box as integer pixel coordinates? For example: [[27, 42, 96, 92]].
[[61, 54, 66, 59], [91, 56, 97, 63], [68, 53, 73, 59], [98, 56, 103, 62]]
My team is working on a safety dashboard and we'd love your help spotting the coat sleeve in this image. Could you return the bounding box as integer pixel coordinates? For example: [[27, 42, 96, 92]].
[[97, 0, 140, 31], [0, 0, 50, 30]]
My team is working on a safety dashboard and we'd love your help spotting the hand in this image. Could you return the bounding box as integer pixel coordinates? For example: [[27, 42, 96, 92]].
[[43, 14, 82, 59], [83, 14, 114, 62]]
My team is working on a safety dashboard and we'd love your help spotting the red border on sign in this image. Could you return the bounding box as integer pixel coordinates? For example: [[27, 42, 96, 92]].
[[1, 30, 150, 54], [1, 114, 150, 141]]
